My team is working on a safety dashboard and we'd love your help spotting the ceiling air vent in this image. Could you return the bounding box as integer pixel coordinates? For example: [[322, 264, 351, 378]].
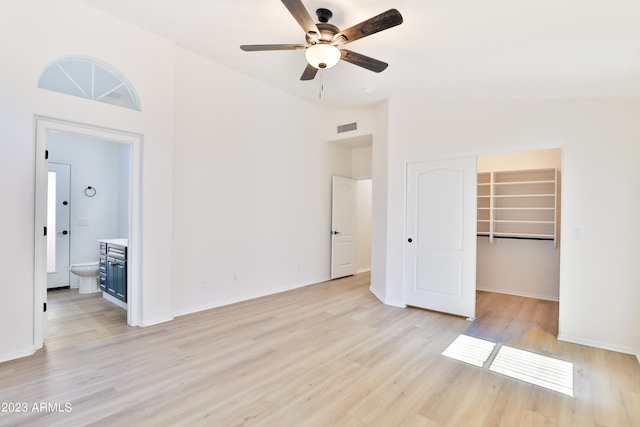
[[337, 122, 357, 134]]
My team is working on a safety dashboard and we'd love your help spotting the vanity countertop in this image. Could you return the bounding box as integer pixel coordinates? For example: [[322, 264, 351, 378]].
[[98, 238, 129, 247]]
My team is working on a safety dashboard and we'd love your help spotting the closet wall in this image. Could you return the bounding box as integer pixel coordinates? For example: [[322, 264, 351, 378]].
[[476, 148, 561, 301], [352, 146, 372, 273]]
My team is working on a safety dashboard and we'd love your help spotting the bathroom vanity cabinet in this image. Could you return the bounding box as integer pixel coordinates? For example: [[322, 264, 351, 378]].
[[99, 241, 127, 303]]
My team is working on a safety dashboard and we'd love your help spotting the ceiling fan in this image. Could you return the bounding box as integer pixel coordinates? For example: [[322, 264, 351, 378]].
[[240, 0, 403, 81]]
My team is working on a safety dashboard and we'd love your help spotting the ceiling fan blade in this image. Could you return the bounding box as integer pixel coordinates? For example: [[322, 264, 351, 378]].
[[300, 64, 318, 81], [333, 9, 403, 46], [340, 49, 388, 73], [281, 0, 320, 37], [240, 44, 307, 51]]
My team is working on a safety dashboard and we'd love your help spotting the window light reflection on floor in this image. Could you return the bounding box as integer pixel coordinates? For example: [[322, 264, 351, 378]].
[[441, 334, 496, 367], [489, 345, 574, 396], [442, 335, 575, 397]]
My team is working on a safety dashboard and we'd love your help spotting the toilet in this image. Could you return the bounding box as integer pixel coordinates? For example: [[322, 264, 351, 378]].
[[69, 261, 100, 294]]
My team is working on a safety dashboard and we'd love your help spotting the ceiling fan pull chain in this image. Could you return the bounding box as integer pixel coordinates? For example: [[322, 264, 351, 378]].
[[319, 69, 324, 99]]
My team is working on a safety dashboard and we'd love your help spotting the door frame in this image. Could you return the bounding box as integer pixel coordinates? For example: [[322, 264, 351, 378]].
[[34, 117, 143, 349]]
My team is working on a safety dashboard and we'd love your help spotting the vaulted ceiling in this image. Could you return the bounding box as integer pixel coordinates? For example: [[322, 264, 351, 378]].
[[79, 0, 640, 108]]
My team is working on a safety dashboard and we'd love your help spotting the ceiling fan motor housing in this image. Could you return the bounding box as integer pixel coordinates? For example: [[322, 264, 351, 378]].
[[306, 23, 339, 45], [316, 8, 333, 23]]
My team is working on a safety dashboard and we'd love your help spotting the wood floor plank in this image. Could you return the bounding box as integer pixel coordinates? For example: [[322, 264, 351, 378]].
[[0, 274, 638, 426]]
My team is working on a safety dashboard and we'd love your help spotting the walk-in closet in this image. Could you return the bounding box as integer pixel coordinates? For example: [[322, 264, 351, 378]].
[[476, 148, 561, 301]]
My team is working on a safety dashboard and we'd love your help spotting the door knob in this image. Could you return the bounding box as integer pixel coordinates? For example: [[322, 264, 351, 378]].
[[58, 230, 69, 235]]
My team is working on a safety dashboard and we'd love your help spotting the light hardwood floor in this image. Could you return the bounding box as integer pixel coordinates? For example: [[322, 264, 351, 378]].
[[0, 273, 638, 426]]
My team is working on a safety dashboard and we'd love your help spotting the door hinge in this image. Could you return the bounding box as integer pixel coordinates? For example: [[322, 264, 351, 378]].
[[45, 150, 49, 160], [44, 226, 47, 236], [43, 302, 47, 312]]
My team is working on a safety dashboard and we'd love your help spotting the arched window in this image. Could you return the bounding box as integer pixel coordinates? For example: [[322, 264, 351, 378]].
[[38, 57, 141, 111]]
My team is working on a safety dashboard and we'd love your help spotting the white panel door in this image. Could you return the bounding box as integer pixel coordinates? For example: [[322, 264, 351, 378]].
[[404, 157, 477, 319], [47, 162, 71, 289], [331, 176, 357, 279]]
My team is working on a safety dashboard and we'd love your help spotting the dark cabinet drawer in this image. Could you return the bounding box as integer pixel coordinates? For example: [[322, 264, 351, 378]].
[[106, 244, 126, 260], [99, 272, 107, 292]]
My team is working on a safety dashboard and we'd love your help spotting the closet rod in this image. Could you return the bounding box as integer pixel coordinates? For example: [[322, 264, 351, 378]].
[[477, 234, 554, 241]]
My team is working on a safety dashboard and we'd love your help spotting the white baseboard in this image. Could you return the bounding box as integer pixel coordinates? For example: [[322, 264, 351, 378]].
[[101, 292, 173, 327], [0, 347, 36, 364], [476, 286, 559, 302], [558, 333, 639, 361], [140, 315, 175, 327], [356, 267, 371, 274], [369, 286, 406, 308], [102, 292, 128, 310], [173, 276, 330, 318]]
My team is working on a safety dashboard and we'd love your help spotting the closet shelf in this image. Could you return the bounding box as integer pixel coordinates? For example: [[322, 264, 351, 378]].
[[493, 194, 554, 198], [478, 233, 555, 240], [493, 220, 554, 224], [493, 180, 555, 186], [477, 168, 560, 247], [493, 232, 555, 239], [494, 207, 554, 210]]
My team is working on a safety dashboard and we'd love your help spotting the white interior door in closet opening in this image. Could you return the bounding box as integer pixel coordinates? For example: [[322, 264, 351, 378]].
[[331, 176, 357, 279], [404, 157, 477, 319], [47, 162, 71, 289]]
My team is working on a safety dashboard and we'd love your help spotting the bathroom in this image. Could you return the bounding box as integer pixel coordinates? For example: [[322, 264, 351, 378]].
[[47, 131, 131, 309]]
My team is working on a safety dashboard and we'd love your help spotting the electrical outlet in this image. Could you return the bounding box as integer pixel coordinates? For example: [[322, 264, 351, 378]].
[[233, 273, 238, 283]]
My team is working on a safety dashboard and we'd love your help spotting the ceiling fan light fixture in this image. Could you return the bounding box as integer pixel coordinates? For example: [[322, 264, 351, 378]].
[[305, 43, 341, 70]]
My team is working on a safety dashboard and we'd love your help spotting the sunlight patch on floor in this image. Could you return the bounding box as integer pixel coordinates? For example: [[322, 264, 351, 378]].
[[441, 334, 497, 367], [489, 345, 574, 396]]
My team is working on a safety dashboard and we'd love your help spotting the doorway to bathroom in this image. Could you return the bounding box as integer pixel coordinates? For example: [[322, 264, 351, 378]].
[[34, 118, 143, 350], [46, 132, 131, 293]]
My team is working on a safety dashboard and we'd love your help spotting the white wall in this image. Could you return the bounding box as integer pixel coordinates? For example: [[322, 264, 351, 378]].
[[0, 0, 175, 361], [356, 180, 372, 273], [352, 146, 372, 179], [49, 133, 130, 287], [117, 143, 131, 238], [478, 148, 562, 172], [373, 97, 640, 357], [477, 148, 561, 300], [370, 102, 392, 304], [352, 147, 372, 273], [171, 47, 351, 315], [477, 238, 560, 300], [323, 108, 374, 142]]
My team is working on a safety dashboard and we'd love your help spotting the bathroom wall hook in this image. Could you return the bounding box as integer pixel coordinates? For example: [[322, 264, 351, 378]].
[[84, 186, 97, 197]]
